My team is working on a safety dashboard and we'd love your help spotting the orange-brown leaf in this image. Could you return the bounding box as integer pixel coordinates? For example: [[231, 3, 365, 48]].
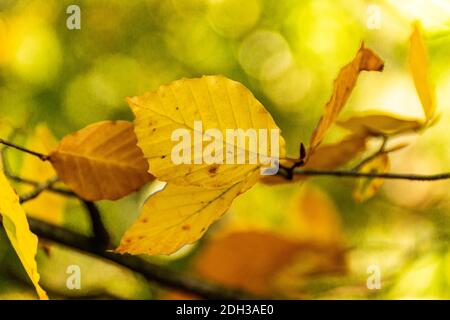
[[194, 231, 345, 296], [304, 134, 367, 170], [194, 231, 306, 295], [49, 121, 153, 201]]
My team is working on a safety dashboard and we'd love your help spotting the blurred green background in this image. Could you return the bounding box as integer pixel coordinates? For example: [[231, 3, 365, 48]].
[[0, 0, 450, 299]]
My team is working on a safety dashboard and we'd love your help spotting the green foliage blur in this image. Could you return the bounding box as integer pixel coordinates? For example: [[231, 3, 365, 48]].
[[0, 0, 450, 299]]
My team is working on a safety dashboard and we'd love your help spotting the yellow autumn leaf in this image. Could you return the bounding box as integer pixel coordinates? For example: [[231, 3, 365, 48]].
[[20, 124, 65, 224], [353, 153, 390, 202], [117, 170, 260, 255], [309, 44, 384, 153], [128, 75, 286, 189], [409, 22, 436, 122], [49, 120, 153, 201], [337, 112, 423, 136], [0, 170, 47, 299]]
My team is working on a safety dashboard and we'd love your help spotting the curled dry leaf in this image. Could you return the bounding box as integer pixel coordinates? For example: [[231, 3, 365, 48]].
[[309, 43, 384, 154], [49, 120, 153, 201], [0, 170, 47, 299], [353, 153, 390, 202], [128, 75, 286, 189], [409, 22, 436, 122]]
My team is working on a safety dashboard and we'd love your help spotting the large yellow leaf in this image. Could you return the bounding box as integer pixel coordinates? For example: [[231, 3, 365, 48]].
[[117, 170, 260, 255], [409, 22, 436, 121], [337, 113, 423, 136], [49, 120, 153, 201], [128, 75, 286, 188], [0, 170, 47, 299], [353, 153, 390, 202], [20, 124, 65, 224], [309, 44, 384, 153]]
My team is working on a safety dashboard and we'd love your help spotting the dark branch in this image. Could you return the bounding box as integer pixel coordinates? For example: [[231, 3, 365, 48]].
[[82, 200, 110, 249], [0, 216, 258, 300]]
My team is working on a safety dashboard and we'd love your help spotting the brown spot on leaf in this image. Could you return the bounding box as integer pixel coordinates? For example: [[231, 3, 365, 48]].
[[208, 165, 219, 175]]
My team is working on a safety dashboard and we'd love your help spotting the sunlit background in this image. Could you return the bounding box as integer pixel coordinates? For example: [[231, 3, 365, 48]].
[[0, 0, 450, 299]]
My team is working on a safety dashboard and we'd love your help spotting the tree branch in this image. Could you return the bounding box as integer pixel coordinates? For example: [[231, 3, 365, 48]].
[[0, 216, 258, 300], [81, 200, 110, 249], [290, 169, 450, 181]]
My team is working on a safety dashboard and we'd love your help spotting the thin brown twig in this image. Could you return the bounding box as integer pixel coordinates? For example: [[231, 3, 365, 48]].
[[3, 136, 450, 182], [291, 169, 450, 181], [7, 173, 76, 197], [352, 135, 388, 171], [0, 138, 49, 161], [19, 177, 59, 203]]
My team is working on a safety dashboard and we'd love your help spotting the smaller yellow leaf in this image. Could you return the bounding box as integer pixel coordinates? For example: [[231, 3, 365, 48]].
[[116, 170, 260, 255], [49, 121, 153, 201], [353, 153, 390, 202], [20, 124, 65, 225], [337, 113, 423, 136], [309, 44, 384, 153], [409, 22, 436, 121], [0, 170, 48, 299]]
